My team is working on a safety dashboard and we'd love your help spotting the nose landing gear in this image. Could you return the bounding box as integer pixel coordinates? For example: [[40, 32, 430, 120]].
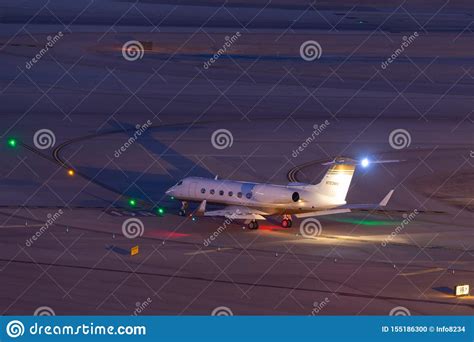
[[178, 201, 188, 216]]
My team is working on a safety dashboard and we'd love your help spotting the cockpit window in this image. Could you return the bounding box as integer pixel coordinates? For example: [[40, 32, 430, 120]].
[[177, 180, 183, 186]]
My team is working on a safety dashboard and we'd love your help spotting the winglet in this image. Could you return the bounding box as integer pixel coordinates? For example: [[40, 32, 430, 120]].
[[196, 200, 207, 215], [379, 189, 394, 207]]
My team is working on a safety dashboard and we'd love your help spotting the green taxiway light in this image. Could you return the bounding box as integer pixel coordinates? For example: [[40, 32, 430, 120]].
[[129, 199, 137, 207], [326, 217, 395, 226], [7, 138, 17, 148], [157, 207, 165, 216]]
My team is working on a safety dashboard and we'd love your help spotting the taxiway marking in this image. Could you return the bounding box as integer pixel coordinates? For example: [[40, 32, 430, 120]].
[[399, 267, 444, 276]]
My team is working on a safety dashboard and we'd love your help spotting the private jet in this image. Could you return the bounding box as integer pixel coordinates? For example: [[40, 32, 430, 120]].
[[165, 157, 395, 230]]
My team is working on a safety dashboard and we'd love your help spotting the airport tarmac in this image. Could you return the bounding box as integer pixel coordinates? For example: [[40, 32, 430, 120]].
[[0, 0, 473, 315]]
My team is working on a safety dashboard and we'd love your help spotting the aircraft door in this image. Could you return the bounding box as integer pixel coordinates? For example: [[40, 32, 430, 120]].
[[189, 182, 198, 198]]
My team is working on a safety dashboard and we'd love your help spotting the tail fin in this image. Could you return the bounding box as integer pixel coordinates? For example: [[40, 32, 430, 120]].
[[316, 159, 356, 204]]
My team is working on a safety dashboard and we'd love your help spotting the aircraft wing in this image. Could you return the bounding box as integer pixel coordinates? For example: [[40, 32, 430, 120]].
[[204, 206, 268, 220], [336, 189, 395, 210]]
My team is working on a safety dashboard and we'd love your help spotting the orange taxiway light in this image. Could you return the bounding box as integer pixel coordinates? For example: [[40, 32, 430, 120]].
[[67, 169, 75, 176], [131, 245, 139, 256]]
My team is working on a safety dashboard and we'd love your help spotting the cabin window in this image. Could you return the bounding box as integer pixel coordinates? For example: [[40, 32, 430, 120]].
[[201, 188, 206, 194], [246, 192, 252, 199], [228, 191, 233, 196], [210, 189, 215, 195], [237, 192, 242, 198], [219, 190, 224, 196]]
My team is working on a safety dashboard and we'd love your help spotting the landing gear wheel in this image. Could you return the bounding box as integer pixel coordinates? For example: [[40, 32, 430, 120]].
[[248, 220, 259, 230], [281, 219, 292, 228], [178, 209, 186, 216]]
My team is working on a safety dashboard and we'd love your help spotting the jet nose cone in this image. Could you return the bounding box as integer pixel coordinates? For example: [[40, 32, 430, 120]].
[[165, 187, 174, 195]]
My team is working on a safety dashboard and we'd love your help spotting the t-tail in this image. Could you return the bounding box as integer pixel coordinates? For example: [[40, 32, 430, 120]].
[[316, 157, 356, 204]]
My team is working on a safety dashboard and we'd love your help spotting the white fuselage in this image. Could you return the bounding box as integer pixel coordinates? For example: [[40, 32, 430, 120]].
[[165, 177, 345, 215]]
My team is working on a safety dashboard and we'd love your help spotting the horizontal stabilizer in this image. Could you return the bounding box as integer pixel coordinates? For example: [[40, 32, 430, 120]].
[[338, 189, 395, 210]]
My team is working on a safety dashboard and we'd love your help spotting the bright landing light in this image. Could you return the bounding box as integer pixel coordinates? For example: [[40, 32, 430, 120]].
[[361, 158, 370, 168]]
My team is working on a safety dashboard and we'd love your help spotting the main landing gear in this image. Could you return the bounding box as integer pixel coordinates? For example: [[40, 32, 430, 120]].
[[178, 201, 188, 216], [248, 220, 259, 230], [281, 214, 293, 228]]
